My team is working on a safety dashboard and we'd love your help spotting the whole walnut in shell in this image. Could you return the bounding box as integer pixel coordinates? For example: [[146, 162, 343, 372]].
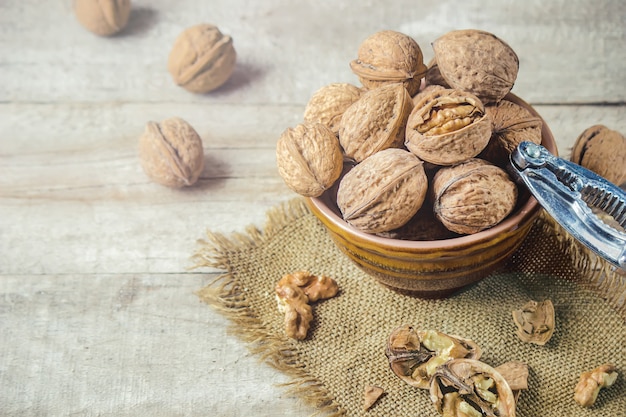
[[139, 117, 205, 188], [405, 88, 491, 166], [276, 123, 343, 197], [74, 0, 131, 36], [339, 83, 413, 163], [480, 99, 543, 167], [350, 30, 428, 96], [168, 24, 237, 94], [336, 148, 428, 234], [433, 29, 519, 104], [432, 159, 518, 234], [303, 83, 363, 136], [570, 125, 626, 185]]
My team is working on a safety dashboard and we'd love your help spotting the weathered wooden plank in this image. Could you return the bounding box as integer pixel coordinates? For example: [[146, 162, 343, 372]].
[[0, 273, 313, 417], [1, 0, 624, 104]]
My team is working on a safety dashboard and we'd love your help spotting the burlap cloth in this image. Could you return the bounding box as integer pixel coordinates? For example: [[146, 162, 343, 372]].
[[193, 198, 626, 417]]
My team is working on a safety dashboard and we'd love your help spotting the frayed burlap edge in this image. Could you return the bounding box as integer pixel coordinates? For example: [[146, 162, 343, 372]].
[[191, 197, 625, 417], [533, 213, 626, 319], [191, 198, 345, 417]]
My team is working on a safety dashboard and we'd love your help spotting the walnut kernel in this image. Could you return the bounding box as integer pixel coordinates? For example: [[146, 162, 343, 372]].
[[574, 364, 618, 407], [405, 88, 491, 166], [168, 24, 237, 94], [138, 117, 205, 188], [275, 271, 338, 340], [74, 0, 131, 36]]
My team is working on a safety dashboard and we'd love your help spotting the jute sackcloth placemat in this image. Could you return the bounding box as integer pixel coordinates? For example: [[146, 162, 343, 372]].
[[193, 198, 626, 417]]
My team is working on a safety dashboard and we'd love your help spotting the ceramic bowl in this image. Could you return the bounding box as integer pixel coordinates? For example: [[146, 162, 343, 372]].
[[306, 93, 558, 298]]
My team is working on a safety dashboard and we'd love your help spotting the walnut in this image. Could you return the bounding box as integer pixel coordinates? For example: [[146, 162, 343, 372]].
[[276, 123, 343, 197], [432, 159, 518, 234], [74, 0, 131, 36], [350, 30, 428, 96], [275, 271, 338, 340], [481, 100, 543, 167], [433, 29, 519, 104], [570, 125, 626, 185], [303, 83, 363, 136], [363, 385, 384, 411], [336, 148, 428, 234], [512, 299, 555, 346], [424, 58, 450, 89], [411, 84, 446, 107], [405, 88, 492, 166], [338, 83, 413, 163], [430, 359, 517, 417], [138, 117, 205, 188], [385, 325, 482, 389], [168, 24, 237, 94], [574, 364, 618, 407], [376, 203, 460, 241]]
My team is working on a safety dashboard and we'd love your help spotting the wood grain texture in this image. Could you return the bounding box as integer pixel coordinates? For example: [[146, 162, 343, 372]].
[[1, 0, 625, 415]]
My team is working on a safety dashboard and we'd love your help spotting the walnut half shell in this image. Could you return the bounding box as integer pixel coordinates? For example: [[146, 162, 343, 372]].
[[386, 325, 482, 389], [430, 359, 517, 417]]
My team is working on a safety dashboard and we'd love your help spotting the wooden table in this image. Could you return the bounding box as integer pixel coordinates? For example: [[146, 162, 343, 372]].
[[1, 1, 624, 415]]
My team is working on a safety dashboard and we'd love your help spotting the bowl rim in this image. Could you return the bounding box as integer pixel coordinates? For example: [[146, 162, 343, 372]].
[[308, 92, 558, 250]]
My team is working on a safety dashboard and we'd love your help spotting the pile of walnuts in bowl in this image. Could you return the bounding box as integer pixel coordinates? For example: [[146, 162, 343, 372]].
[[276, 29, 545, 238]]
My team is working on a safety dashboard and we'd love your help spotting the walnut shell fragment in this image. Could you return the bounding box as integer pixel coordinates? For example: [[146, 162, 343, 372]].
[[570, 125, 626, 185], [512, 299, 555, 346], [275, 271, 339, 340], [433, 29, 519, 104], [168, 24, 237, 94], [574, 363, 618, 407], [74, 0, 131, 36], [405, 88, 491, 166], [363, 385, 385, 411], [337, 149, 428, 234], [303, 83, 363, 136], [432, 159, 518, 235], [276, 123, 343, 197], [430, 359, 517, 417], [138, 117, 205, 188], [481, 99, 543, 167], [339, 83, 413, 163], [385, 325, 482, 389], [495, 361, 529, 403], [350, 30, 428, 96]]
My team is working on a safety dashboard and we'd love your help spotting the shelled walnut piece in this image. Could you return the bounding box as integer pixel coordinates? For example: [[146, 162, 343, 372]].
[[275, 271, 338, 340], [574, 364, 618, 407], [512, 299, 555, 345], [385, 325, 482, 389]]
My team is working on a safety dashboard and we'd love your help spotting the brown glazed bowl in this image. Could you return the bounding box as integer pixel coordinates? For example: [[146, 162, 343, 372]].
[[305, 93, 558, 298]]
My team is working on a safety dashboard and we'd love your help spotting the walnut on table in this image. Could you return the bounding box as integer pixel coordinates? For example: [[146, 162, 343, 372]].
[[275, 271, 338, 340]]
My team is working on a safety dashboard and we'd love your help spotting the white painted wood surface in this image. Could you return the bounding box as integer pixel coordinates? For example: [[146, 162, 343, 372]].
[[1, 1, 624, 415]]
